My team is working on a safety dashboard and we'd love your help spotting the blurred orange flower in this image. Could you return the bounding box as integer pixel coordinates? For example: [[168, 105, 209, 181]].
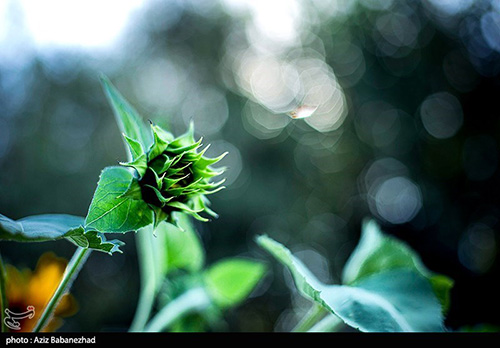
[[4, 252, 78, 332]]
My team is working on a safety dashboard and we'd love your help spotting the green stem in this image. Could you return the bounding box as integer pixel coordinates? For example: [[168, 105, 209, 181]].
[[129, 226, 158, 332], [0, 251, 8, 332], [291, 304, 326, 332], [33, 247, 91, 332], [307, 314, 343, 332], [144, 288, 211, 332]]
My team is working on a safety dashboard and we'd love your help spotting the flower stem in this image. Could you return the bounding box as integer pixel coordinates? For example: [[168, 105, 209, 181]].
[[33, 247, 91, 332], [0, 251, 8, 332], [307, 314, 343, 332], [144, 287, 211, 332], [129, 226, 159, 332], [291, 304, 326, 332]]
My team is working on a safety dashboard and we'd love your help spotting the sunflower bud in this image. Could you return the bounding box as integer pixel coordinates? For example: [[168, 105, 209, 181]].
[[119, 122, 226, 228]]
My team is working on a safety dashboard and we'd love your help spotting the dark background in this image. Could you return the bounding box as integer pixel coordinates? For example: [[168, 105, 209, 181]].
[[0, 0, 499, 332]]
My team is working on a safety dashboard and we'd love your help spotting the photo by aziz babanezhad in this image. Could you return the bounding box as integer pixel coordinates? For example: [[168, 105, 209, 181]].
[[0, 75, 457, 334]]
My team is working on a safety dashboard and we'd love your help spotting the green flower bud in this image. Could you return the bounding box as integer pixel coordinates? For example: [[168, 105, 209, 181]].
[[120, 122, 226, 228]]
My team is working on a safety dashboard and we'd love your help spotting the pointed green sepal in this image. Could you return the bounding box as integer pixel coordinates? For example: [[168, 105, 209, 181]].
[[123, 134, 145, 161], [144, 185, 174, 206], [150, 155, 175, 175], [148, 123, 171, 161], [151, 206, 171, 229], [163, 173, 191, 190], [166, 136, 203, 155], [167, 201, 204, 214], [196, 151, 228, 168], [168, 121, 196, 148], [120, 153, 148, 178]]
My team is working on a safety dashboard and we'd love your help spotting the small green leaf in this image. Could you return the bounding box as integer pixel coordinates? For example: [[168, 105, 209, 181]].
[[342, 219, 453, 312], [100, 75, 152, 150], [204, 258, 266, 308], [85, 166, 154, 233], [256, 235, 445, 332], [65, 228, 124, 254]]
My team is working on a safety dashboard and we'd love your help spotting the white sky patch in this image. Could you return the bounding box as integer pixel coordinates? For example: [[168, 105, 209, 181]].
[[16, 0, 145, 49], [222, 0, 302, 50]]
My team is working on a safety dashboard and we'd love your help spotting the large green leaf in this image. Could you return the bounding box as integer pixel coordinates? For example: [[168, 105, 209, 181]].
[[0, 213, 84, 242], [156, 214, 205, 275], [342, 220, 453, 312], [100, 75, 152, 151], [0, 213, 123, 254], [85, 166, 154, 233], [204, 258, 266, 309], [256, 235, 445, 332]]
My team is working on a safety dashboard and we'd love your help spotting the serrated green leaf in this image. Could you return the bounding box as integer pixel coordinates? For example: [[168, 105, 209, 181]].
[[342, 219, 453, 312], [85, 166, 154, 233], [100, 75, 152, 149], [256, 235, 445, 332], [65, 228, 124, 254], [204, 258, 266, 308]]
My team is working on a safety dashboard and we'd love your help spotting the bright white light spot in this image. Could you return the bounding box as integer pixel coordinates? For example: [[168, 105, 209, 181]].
[[222, 0, 302, 51], [288, 105, 318, 119], [19, 0, 145, 48]]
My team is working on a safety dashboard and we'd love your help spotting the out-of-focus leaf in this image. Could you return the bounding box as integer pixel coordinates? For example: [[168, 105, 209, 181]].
[[156, 214, 205, 275], [0, 213, 123, 254], [342, 219, 453, 312], [85, 166, 153, 233], [0, 213, 84, 242], [256, 235, 445, 332], [100, 75, 152, 150], [204, 258, 266, 309]]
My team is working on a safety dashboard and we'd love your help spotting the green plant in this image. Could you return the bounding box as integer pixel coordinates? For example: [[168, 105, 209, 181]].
[[256, 219, 454, 332], [0, 76, 265, 333], [0, 76, 458, 333]]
